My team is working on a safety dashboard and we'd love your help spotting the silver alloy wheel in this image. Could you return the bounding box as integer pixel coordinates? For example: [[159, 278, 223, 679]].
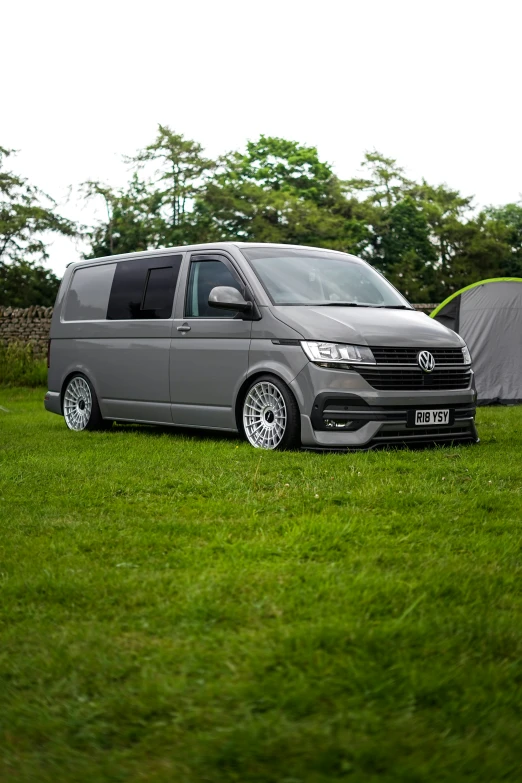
[[243, 381, 287, 449], [63, 376, 93, 431]]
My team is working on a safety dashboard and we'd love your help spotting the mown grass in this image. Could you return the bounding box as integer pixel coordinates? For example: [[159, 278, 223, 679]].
[[1, 387, 521, 782]]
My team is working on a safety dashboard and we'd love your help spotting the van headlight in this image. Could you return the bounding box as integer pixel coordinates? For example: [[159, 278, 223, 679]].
[[301, 341, 376, 366], [462, 345, 472, 365]]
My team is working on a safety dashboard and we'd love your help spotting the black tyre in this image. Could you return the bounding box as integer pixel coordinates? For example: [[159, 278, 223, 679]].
[[242, 374, 301, 450], [62, 374, 111, 432]]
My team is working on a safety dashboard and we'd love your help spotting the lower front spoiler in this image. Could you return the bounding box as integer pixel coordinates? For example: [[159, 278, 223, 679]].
[[300, 414, 479, 451]]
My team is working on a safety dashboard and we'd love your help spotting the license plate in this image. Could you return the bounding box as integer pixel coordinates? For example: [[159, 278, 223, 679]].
[[414, 409, 450, 426]]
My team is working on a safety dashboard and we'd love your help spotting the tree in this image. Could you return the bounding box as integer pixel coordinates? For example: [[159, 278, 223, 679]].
[[408, 181, 474, 295], [195, 135, 358, 249], [482, 203, 522, 278], [343, 151, 415, 265], [0, 260, 60, 307], [78, 132, 522, 303], [409, 185, 521, 298], [128, 125, 215, 247], [0, 146, 76, 306], [82, 127, 216, 257], [344, 153, 439, 298], [81, 174, 162, 258], [0, 146, 76, 264], [343, 153, 513, 301], [380, 197, 438, 301], [344, 151, 413, 209]]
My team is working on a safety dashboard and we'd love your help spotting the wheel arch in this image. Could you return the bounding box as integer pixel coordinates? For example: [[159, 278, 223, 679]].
[[234, 368, 301, 433], [60, 369, 96, 408]]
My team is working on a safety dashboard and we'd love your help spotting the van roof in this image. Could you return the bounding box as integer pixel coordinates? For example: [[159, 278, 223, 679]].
[[67, 242, 357, 267]]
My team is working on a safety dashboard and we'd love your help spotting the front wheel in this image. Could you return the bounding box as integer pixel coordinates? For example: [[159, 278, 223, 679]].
[[242, 375, 301, 450], [63, 374, 110, 431]]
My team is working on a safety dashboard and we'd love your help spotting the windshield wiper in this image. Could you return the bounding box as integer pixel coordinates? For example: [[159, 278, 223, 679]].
[[373, 305, 413, 310], [309, 302, 413, 309], [318, 302, 373, 307]]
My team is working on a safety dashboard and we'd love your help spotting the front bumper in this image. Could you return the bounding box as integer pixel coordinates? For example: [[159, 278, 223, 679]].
[[292, 363, 478, 450]]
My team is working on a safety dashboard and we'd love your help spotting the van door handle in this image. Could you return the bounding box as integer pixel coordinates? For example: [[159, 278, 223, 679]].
[[177, 324, 191, 333]]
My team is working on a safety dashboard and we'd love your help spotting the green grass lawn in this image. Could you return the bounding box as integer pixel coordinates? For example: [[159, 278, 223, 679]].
[[1, 388, 522, 783]]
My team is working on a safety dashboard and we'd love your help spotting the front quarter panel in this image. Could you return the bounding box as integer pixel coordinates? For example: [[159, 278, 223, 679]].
[[248, 307, 309, 407]]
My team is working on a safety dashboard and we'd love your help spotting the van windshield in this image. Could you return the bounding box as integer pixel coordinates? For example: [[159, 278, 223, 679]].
[[241, 247, 411, 308]]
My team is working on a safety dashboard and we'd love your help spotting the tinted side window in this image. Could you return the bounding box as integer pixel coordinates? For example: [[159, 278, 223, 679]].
[[63, 263, 116, 321], [142, 267, 178, 313], [107, 255, 182, 320], [186, 260, 242, 318]]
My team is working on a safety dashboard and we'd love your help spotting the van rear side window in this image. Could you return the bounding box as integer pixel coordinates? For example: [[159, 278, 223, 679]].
[[63, 263, 116, 321], [142, 266, 177, 313], [107, 255, 182, 320]]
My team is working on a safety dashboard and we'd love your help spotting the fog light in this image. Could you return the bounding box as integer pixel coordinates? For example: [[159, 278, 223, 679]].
[[324, 419, 351, 429]]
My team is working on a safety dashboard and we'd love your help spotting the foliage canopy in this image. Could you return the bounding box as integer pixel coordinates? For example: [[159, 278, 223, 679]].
[[2, 128, 522, 306], [82, 128, 522, 303], [0, 147, 76, 306]]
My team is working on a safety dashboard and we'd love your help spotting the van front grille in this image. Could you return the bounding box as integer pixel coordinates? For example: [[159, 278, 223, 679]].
[[357, 367, 472, 391], [370, 347, 465, 365]]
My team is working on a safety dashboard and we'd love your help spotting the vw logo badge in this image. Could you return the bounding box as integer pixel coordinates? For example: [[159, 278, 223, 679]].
[[418, 350, 436, 373]]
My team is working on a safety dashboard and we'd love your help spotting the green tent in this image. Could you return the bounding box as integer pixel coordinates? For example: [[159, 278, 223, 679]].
[[431, 278, 522, 405]]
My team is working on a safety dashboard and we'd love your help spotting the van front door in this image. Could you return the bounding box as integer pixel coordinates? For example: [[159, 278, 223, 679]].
[[170, 254, 252, 430]]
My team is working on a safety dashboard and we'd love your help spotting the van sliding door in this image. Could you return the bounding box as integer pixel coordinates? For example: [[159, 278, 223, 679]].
[[97, 254, 182, 423]]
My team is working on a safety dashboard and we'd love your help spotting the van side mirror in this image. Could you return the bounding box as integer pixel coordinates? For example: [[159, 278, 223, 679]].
[[208, 286, 253, 313]]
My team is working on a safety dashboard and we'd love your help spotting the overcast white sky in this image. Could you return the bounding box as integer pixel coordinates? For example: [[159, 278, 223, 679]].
[[2, 0, 521, 275]]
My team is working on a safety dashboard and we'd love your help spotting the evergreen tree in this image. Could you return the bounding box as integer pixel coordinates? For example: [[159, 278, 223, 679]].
[[128, 125, 215, 247], [81, 175, 162, 258]]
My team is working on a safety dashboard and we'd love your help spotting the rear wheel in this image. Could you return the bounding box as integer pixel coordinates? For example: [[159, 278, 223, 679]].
[[63, 374, 110, 431], [242, 375, 300, 450]]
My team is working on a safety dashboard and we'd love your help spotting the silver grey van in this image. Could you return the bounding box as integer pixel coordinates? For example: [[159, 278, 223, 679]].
[[45, 243, 478, 450]]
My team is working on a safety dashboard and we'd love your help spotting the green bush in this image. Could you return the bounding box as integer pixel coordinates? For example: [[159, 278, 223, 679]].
[[0, 342, 47, 386]]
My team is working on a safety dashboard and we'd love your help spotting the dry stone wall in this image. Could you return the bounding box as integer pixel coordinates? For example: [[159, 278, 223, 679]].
[[0, 306, 53, 358], [0, 303, 439, 358]]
